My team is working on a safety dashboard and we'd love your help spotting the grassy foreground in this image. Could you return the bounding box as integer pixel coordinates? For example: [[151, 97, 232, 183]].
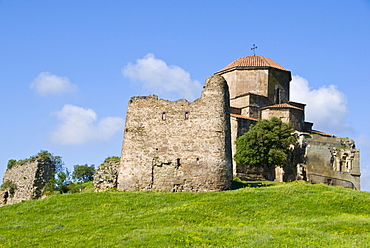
[[1, 182, 370, 247]]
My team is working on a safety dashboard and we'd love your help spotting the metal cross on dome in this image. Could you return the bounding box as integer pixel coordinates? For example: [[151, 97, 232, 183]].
[[251, 44, 257, 56]]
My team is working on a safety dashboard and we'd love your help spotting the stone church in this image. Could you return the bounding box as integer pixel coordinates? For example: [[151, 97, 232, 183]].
[[117, 54, 360, 192], [216, 55, 360, 189]]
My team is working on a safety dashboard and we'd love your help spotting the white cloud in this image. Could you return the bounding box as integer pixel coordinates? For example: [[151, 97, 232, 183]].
[[290, 75, 350, 133], [51, 104, 124, 145], [122, 53, 202, 101], [30, 72, 78, 96]]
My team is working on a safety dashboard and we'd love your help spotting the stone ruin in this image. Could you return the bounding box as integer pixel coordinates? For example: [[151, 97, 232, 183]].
[[117, 75, 233, 192], [93, 158, 120, 192], [0, 159, 55, 206], [111, 54, 360, 191], [1, 54, 361, 198]]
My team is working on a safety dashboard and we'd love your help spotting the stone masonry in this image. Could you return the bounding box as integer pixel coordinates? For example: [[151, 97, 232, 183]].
[[94, 158, 120, 192], [302, 134, 360, 190], [117, 75, 233, 192], [0, 159, 55, 206]]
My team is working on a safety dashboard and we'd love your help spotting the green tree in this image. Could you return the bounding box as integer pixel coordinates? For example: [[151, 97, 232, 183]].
[[35, 150, 63, 172], [44, 167, 71, 194], [72, 164, 95, 183], [234, 117, 297, 180]]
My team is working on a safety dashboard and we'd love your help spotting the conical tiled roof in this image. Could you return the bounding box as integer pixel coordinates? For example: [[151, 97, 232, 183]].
[[216, 55, 289, 74]]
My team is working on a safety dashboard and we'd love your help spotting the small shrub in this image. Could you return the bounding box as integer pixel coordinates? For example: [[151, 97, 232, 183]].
[[1, 180, 17, 195], [7, 159, 17, 169], [104, 156, 120, 163]]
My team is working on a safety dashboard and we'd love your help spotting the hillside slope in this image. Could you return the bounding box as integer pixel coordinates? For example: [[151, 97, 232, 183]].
[[0, 182, 370, 247]]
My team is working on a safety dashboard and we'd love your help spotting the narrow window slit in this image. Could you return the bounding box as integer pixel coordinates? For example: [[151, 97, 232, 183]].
[[162, 112, 166, 120]]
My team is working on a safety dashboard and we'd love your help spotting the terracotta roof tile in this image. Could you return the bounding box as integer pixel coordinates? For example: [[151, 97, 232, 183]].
[[217, 55, 289, 74], [230, 113, 258, 121], [307, 130, 334, 137], [260, 103, 303, 111]]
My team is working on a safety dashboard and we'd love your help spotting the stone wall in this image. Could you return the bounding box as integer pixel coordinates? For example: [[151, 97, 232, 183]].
[[117, 75, 233, 192], [0, 160, 55, 206], [94, 159, 120, 192], [304, 134, 360, 190]]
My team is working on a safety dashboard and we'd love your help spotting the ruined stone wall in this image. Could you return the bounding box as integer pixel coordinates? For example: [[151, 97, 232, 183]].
[[0, 160, 55, 206], [117, 75, 233, 192], [303, 135, 360, 190], [94, 159, 120, 192], [231, 127, 360, 189]]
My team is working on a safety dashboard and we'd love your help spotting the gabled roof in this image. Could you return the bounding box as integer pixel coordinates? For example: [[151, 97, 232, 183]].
[[260, 103, 303, 111], [216, 55, 289, 74]]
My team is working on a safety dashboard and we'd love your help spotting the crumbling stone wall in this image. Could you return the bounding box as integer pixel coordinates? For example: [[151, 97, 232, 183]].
[[117, 75, 233, 192], [303, 135, 360, 190], [0, 160, 55, 206], [94, 159, 120, 192], [232, 130, 360, 190]]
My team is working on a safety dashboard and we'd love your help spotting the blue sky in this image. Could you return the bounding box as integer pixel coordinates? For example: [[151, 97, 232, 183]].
[[1, 1, 370, 190]]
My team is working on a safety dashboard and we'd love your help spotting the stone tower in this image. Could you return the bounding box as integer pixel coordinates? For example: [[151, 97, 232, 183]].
[[117, 75, 233, 192]]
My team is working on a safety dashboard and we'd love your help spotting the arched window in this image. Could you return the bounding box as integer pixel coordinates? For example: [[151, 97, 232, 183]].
[[162, 112, 166, 120]]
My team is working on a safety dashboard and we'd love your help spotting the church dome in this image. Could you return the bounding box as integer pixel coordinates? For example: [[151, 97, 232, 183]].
[[216, 55, 289, 74]]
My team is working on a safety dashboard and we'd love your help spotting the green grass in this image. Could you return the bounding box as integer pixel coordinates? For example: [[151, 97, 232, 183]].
[[1, 182, 370, 247]]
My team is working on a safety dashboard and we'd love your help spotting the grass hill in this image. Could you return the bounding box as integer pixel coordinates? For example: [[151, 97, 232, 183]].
[[1, 181, 370, 247]]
